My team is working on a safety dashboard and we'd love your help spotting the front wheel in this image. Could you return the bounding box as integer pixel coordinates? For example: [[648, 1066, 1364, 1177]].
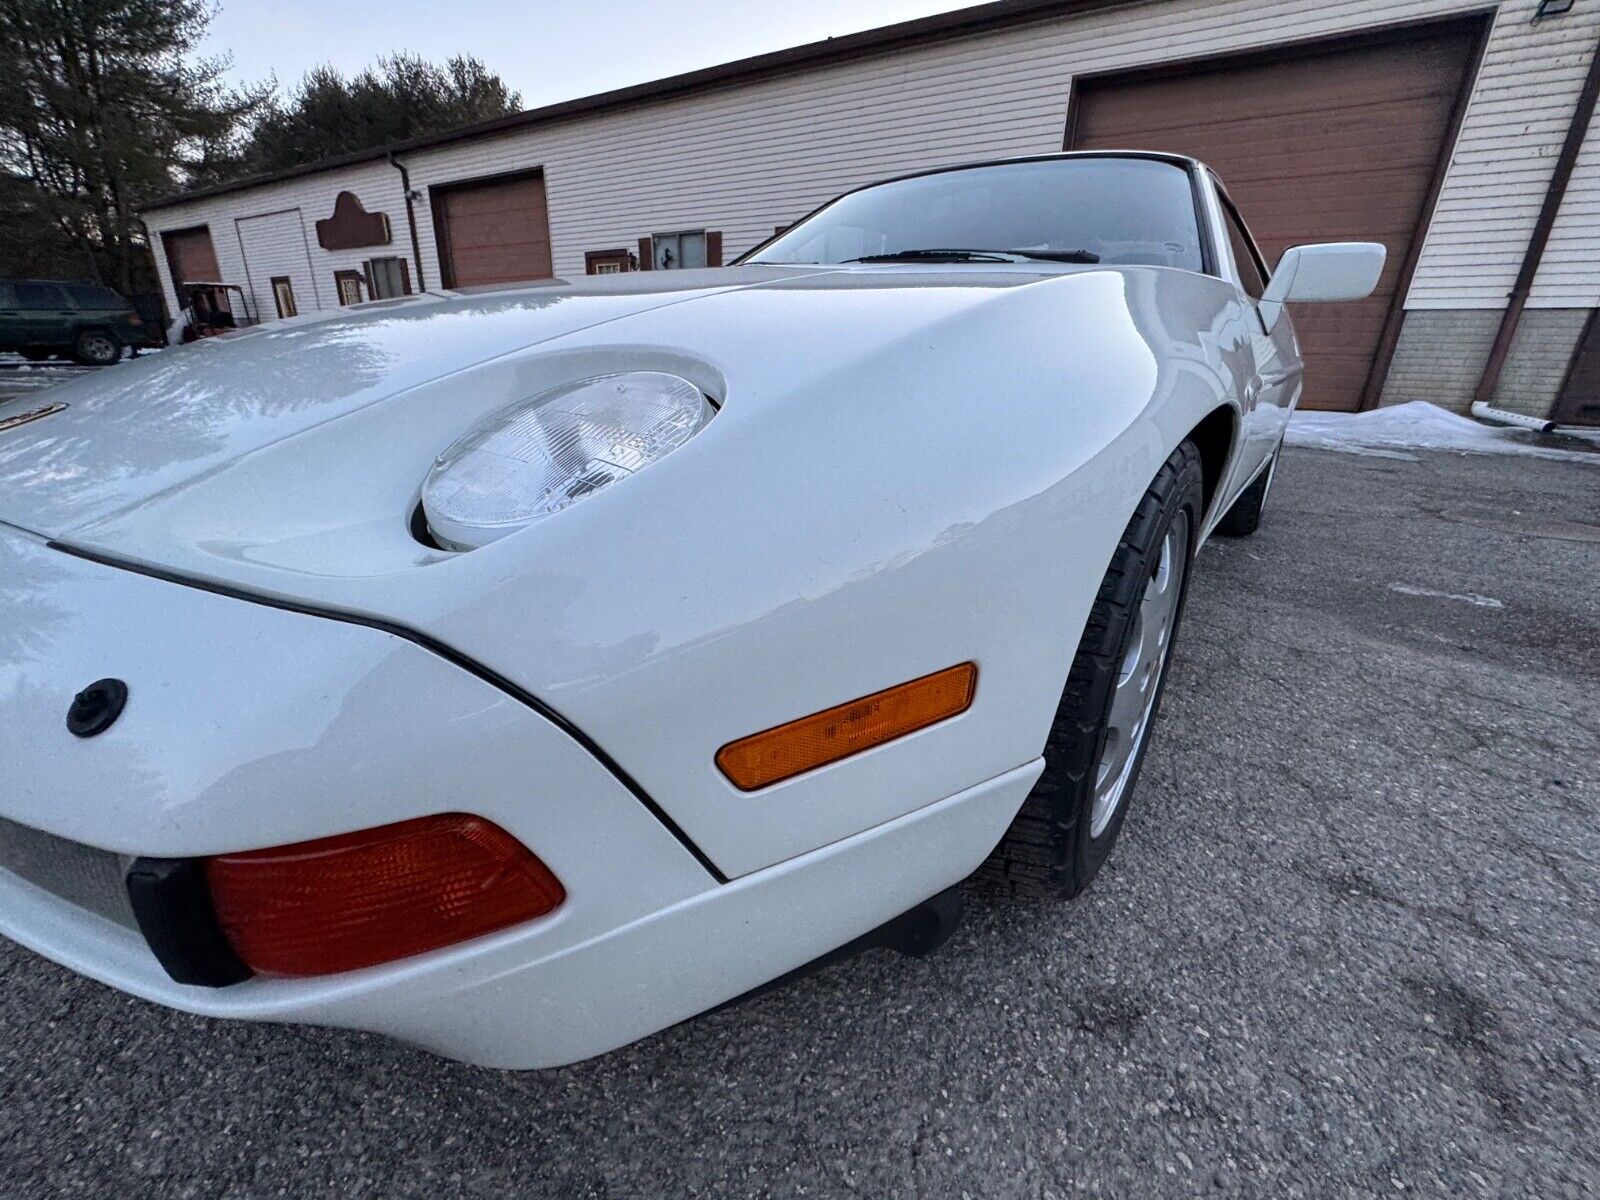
[[73, 329, 121, 366], [978, 440, 1202, 900]]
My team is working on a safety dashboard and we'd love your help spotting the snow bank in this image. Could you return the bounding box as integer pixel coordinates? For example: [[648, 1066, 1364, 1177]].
[[1285, 401, 1597, 464]]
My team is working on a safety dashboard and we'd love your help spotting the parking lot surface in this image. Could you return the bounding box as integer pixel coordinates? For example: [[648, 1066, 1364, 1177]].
[[1, 443, 1596, 1198], [0, 358, 105, 403]]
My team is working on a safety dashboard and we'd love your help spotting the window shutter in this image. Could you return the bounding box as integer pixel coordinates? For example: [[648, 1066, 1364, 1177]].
[[706, 231, 723, 268], [638, 237, 654, 271]]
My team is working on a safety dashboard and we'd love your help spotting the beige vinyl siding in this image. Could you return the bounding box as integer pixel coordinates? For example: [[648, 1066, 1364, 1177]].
[[145, 0, 1600, 319], [1408, 3, 1600, 309], [149, 160, 409, 323], [1530, 113, 1600, 308]]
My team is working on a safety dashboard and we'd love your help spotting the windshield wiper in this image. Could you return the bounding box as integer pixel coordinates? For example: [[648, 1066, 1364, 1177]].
[[1002, 248, 1101, 263], [843, 247, 1102, 265], [844, 248, 1020, 263]]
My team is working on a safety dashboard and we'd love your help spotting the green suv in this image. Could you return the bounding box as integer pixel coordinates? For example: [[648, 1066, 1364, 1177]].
[[0, 280, 146, 365]]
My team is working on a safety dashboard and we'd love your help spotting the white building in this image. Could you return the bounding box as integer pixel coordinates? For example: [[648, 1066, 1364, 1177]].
[[142, 0, 1600, 423]]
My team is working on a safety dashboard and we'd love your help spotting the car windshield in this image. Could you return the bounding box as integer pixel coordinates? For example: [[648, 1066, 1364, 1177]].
[[750, 157, 1206, 272]]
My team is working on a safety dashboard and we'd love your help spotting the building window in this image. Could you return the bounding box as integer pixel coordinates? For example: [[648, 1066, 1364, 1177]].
[[650, 230, 707, 270], [365, 256, 412, 299], [270, 276, 297, 319], [334, 270, 366, 305], [585, 249, 636, 275], [638, 231, 724, 271]]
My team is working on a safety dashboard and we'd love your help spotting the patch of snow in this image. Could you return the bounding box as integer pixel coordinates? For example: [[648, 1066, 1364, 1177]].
[[1285, 401, 1598, 464], [1387, 583, 1505, 609]]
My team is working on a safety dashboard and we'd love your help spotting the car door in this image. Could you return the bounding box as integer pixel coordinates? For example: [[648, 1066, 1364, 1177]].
[[12, 282, 76, 351], [1214, 182, 1302, 470]]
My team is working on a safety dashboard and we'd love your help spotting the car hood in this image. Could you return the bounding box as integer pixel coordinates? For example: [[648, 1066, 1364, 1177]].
[[0, 260, 1144, 606], [0, 267, 819, 537]]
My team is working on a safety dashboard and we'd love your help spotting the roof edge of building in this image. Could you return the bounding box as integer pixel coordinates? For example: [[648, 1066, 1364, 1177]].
[[142, 0, 1127, 213]]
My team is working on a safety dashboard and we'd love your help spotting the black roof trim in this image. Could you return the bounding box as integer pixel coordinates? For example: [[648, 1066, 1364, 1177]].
[[144, 0, 1132, 211]]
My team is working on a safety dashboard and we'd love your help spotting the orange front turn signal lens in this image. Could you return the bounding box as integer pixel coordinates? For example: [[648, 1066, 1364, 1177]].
[[204, 814, 565, 977], [716, 663, 978, 791]]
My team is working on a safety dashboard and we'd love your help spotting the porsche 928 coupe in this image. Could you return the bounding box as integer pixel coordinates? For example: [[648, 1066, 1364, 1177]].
[[0, 152, 1383, 1067]]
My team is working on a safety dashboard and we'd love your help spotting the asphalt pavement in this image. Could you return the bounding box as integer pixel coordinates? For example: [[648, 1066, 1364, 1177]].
[[0, 359, 104, 402], [1, 442, 1596, 1198]]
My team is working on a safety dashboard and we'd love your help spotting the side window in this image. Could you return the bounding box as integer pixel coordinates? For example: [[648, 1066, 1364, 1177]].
[[1217, 189, 1269, 300], [642, 231, 724, 270], [16, 282, 67, 310], [63, 283, 124, 310], [651, 231, 705, 270], [365, 256, 411, 299]]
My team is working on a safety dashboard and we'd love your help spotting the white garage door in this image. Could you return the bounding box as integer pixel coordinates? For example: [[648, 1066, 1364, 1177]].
[[236, 209, 322, 323]]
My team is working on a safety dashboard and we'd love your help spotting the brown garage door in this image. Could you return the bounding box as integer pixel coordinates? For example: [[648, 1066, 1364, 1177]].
[[161, 226, 221, 289], [1071, 19, 1484, 411], [433, 171, 554, 288]]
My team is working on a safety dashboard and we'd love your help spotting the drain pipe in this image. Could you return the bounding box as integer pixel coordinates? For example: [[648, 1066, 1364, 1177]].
[[1471, 400, 1555, 434], [388, 153, 427, 292]]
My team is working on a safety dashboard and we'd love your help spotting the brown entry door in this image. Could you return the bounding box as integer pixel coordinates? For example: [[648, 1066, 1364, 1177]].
[[433, 171, 554, 288], [1071, 19, 1484, 411]]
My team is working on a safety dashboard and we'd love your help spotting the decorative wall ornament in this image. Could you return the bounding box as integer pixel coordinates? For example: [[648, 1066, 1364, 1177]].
[[316, 191, 392, 251]]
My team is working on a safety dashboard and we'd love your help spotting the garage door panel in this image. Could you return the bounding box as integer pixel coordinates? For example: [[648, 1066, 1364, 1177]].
[[1073, 20, 1480, 410], [1083, 38, 1473, 131], [436, 173, 554, 288], [162, 227, 221, 291], [236, 209, 319, 322]]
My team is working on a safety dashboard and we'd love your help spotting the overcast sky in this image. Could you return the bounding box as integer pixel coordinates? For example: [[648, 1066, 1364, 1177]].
[[202, 0, 984, 109]]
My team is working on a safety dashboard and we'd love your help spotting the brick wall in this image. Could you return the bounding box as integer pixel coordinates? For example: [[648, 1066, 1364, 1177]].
[[1495, 309, 1591, 418], [1378, 310, 1502, 413], [1378, 308, 1592, 419]]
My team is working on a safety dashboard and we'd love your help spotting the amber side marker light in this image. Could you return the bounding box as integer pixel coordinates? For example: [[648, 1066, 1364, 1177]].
[[204, 814, 565, 978], [716, 662, 978, 791]]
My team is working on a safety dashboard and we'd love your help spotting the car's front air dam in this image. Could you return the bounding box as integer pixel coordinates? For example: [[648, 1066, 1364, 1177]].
[[1, 761, 1041, 1067], [0, 525, 1044, 1067]]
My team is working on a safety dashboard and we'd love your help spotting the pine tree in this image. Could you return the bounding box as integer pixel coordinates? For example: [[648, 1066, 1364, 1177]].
[[221, 53, 521, 181], [0, 0, 266, 292]]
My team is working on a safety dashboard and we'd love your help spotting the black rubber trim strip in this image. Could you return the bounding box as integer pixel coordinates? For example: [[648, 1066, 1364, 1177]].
[[125, 857, 253, 987], [48, 540, 730, 884]]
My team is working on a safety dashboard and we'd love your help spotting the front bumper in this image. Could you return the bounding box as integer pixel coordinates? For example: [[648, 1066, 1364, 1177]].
[[0, 526, 1040, 1067], [1, 762, 1039, 1068]]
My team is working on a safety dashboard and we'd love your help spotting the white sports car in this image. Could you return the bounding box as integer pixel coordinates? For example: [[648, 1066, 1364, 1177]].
[[0, 153, 1382, 1068]]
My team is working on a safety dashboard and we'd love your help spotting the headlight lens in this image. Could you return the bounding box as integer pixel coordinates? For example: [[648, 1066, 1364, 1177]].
[[421, 371, 713, 550]]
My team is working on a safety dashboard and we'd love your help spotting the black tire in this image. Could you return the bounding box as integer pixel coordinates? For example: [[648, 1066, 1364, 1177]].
[[1214, 447, 1279, 537], [978, 440, 1203, 900], [73, 329, 121, 366]]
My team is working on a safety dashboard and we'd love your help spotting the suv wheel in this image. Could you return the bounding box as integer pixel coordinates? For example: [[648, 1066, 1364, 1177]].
[[73, 330, 120, 366]]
